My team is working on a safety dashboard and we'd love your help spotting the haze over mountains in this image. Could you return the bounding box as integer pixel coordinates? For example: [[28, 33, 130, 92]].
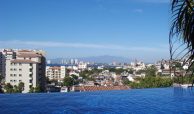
[[49, 55, 133, 64]]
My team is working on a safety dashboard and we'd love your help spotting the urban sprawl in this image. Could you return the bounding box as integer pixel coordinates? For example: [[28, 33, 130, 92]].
[[0, 49, 190, 93]]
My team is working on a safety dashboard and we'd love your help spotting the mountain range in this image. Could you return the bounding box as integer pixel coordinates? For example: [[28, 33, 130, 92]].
[[49, 55, 132, 64]]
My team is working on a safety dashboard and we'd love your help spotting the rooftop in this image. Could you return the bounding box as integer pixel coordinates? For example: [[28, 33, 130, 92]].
[[11, 59, 37, 64]]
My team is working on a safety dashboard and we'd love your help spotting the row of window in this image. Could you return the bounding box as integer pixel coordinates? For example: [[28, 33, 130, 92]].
[[47, 76, 61, 78], [10, 68, 22, 71], [10, 68, 33, 72], [10, 63, 22, 66], [47, 72, 61, 74], [10, 74, 22, 77], [10, 80, 22, 83], [10, 80, 33, 83], [10, 63, 33, 66]]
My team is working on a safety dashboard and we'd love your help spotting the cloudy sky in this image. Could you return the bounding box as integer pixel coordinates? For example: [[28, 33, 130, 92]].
[[0, 0, 171, 62]]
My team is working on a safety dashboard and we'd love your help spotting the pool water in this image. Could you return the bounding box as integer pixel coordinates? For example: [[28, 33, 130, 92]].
[[0, 87, 194, 114]]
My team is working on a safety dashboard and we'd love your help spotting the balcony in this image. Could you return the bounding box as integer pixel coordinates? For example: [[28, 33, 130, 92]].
[[29, 76, 33, 79], [29, 72, 33, 75]]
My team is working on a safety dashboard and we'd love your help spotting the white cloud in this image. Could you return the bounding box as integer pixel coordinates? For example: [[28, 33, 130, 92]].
[[0, 40, 168, 52]]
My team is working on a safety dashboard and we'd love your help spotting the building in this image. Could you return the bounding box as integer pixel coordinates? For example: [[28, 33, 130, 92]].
[[0, 52, 3, 78], [3, 49, 46, 93], [46, 66, 65, 82], [78, 62, 87, 70], [47, 60, 51, 64]]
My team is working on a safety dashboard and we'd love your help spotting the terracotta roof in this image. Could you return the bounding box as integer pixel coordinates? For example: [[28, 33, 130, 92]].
[[11, 59, 37, 63], [49, 67, 61, 70], [74, 86, 130, 91], [18, 50, 32, 52], [17, 53, 42, 58]]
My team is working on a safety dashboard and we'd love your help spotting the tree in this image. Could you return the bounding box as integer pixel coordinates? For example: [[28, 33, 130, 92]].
[[70, 74, 79, 85], [122, 78, 130, 85], [4, 83, 14, 93], [71, 74, 78, 80], [63, 76, 74, 92], [170, 0, 194, 72], [129, 77, 173, 89], [0, 85, 3, 93], [63, 76, 74, 87], [13, 85, 20, 93], [0, 73, 3, 82], [29, 87, 35, 93], [35, 85, 41, 93], [18, 82, 24, 93], [145, 66, 157, 77]]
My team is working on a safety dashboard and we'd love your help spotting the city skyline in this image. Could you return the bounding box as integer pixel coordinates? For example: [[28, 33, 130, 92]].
[[0, 0, 171, 62]]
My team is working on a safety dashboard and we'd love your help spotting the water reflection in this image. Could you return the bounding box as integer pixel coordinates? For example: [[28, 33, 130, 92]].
[[173, 87, 194, 97]]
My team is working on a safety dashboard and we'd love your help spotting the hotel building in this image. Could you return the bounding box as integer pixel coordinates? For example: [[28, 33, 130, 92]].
[[1, 49, 46, 93]]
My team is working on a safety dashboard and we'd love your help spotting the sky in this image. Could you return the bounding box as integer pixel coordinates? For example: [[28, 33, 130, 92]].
[[0, 0, 171, 62]]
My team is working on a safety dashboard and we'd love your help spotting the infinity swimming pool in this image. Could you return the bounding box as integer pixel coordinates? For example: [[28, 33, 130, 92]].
[[0, 87, 194, 114]]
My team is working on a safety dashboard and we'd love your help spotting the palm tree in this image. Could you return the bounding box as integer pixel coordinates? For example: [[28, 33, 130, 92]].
[[170, 0, 194, 83]]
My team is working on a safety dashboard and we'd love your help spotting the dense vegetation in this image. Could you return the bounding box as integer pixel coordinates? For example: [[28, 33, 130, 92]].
[[4, 82, 24, 93], [129, 77, 173, 89], [173, 76, 194, 84]]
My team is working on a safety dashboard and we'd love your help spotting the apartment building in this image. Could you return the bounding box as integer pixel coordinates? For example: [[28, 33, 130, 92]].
[[46, 66, 65, 82], [2, 49, 46, 93], [78, 62, 87, 70], [0, 52, 3, 78]]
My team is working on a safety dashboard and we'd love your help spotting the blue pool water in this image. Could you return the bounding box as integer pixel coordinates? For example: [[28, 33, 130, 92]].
[[0, 87, 194, 114]]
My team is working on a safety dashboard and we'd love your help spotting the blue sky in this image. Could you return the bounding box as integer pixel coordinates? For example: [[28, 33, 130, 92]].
[[0, 0, 171, 62]]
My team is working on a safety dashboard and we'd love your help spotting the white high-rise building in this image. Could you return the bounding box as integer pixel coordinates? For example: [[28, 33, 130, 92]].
[[78, 61, 87, 70], [74, 59, 78, 65], [2, 49, 46, 93], [47, 60, 51, 64], [46, 66, 65, 82]]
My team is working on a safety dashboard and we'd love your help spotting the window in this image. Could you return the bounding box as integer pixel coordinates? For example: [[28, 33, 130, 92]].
[[29, 68, 33, 72], [14, 68, 17, 71], [10, 80, 13, 82], [30, 63, 32, 66], [29, 74, 32, 77], [14, 74, 16, 77], [19, 63, 22, 66], [29, 80, 32, 83], [10, 68, 13, 71], [19, 80, 22, 82], [19, 74, 22, 77], [19, 69, 22, 71], [10, 74, 13, 76]]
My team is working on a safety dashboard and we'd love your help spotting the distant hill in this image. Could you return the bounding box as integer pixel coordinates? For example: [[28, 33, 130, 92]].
[[78, 55, 131, 63], [48, 55, 132, 64]]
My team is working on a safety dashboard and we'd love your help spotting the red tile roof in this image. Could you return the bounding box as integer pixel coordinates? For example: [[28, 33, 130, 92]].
[[17, 53, 42, 58], [74, 86, 130, 91], [49, 66, 61, 70], [11, 59, 37, 63]]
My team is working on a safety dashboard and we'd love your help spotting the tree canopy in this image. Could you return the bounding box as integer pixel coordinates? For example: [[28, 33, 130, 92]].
[[63, 76, 74, 87], [170, 0, 194, 73]]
